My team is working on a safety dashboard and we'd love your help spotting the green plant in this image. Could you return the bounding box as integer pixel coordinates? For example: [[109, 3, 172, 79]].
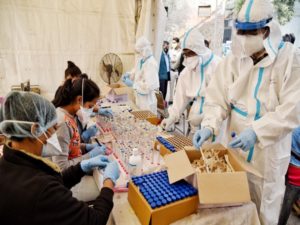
[[273, 0, 300, 25]]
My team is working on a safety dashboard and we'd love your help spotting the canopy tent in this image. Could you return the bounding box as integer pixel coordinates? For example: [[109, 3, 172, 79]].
[[0, 0, 167, 99]]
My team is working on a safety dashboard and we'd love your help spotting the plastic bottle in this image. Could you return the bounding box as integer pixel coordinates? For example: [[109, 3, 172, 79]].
[[129, 148, 142, 177]]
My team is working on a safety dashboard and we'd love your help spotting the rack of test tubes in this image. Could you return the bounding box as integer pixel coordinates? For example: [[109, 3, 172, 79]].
[[130, 110, 161, 125], [155, 134, 193, 156], [130, 110, 156, 120], [95, 106, 165, 188], [111, 109, 164, 173], [131, 170, 198, 209]]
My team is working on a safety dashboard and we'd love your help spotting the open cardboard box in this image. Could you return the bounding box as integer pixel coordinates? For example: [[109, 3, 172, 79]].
[[128, 181, 198, 225], [164, 143, 262, 207], [106, 83, 129, 102]]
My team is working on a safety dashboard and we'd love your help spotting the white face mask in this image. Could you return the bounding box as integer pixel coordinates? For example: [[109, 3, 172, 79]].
[[183, 56, 199, 70], [77, 106, 93, 127], [41, 132, 62, 157], [79, 78, 94, 127], [236, 34, 265, 57]]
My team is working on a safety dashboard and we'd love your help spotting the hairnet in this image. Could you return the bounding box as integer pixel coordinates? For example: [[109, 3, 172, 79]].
[[182, 28, 209, 55], [235, 0, 274, 30], [135, 36, 153, 58], [0, 91, 57, 138]]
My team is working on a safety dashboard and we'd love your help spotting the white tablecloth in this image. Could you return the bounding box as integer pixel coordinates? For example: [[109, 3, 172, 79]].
[[109, 193, 261, 225]]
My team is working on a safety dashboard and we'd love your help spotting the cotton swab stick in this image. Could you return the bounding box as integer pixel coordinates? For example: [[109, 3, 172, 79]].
[[200, 147, 210, 173]]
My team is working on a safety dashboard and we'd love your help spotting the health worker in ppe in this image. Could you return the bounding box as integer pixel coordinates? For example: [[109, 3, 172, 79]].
[[0, 91, 120, 225], [193, 1, 300, 224], [122, 36, 160, 114], [161, 28, 221, 132]]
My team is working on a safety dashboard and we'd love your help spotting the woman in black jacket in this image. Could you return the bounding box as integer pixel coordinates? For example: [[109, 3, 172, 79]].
[[0, 91, 120, 225]]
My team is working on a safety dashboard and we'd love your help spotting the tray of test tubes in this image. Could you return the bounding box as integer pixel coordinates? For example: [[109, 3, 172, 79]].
[[155, 134, 193, 156], [128, 170, 199, 225], [130, 110, 161, 125]]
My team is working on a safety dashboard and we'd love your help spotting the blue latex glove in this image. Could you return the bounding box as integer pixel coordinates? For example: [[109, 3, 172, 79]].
[[123, 77, 133, 87], [121, 73, 130, 81], [81, 125, 98, 143], [86, 143, 99, 152], [103, 161, 120, 185], [80, 155, 110, 173], [99, 108, 113, 117], [193, 128, 212, 149], [89, 145, 107, 158], [229, 128, 257, 151], [122, 73, 133, 87]]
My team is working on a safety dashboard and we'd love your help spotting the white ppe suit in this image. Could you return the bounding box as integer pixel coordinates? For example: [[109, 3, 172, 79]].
[[167, 29, 221, 130], [201, 1, 300, 224], [127, 37, 159, 114]]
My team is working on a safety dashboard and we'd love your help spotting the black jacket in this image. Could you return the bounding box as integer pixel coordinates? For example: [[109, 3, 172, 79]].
[[0, 145, 114, 225]]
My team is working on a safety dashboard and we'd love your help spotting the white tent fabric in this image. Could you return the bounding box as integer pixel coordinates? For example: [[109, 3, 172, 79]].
[[0, 0, 166, 99]]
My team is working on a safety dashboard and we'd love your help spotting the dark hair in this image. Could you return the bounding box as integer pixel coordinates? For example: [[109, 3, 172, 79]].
[[80, 73, 89, 79], [163, 41, 169, 45], [64, 61, 82, 79], [52, 78, 100, 107], [283, 33, 296, 44], [204, 40, 210, 48], [173, 37, 180, 43]]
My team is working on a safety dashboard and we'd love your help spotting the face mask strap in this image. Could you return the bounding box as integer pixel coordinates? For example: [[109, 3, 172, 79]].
[[81, 78, 85, 107]]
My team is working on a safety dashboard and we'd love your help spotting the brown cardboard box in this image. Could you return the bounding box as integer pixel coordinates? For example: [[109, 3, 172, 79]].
[[164, 143, 262, 207], [106, 83, 129, 102], [128, 181, 198, 225]]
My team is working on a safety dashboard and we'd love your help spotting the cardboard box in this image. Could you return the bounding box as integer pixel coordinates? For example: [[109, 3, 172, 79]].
[[128, 181, 198, 225], [164, 143, 262, 207], [106, 83, 129, 103]]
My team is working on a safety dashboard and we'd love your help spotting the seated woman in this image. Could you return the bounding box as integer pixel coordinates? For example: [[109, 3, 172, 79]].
[[52, 78, 107, 201], [52, 78, 105, 170], [0, 91, 120, 225]]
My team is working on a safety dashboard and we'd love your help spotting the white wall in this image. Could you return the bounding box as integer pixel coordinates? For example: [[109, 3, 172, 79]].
[[0, 0, 166, 100]]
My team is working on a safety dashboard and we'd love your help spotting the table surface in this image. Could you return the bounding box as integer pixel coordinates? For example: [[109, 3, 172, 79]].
[[110, 193, 261, 225], [97, 102, 261, 225]]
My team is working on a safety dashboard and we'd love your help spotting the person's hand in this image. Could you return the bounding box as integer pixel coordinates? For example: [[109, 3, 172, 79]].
[[89, 145, 107, 157], [193, 127, 212, 149], [99, 108, 113, 118], [229, 128, 257, 151], [123, 77, 133, 87], [81, 125, 98, 143], [160, 117, 176, 132], [121, 73, 130, 82], [103, 161, 120, 185], [85, 143, 98, 152], [80, 155, 110, 173]]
